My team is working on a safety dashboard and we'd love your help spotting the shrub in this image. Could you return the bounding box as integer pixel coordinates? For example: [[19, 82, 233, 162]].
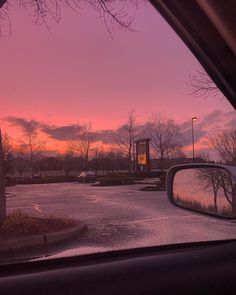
[[0, 210, 76, 238]]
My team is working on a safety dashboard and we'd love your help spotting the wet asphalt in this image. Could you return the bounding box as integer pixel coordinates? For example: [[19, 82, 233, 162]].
[[6, 182, 236, 258]]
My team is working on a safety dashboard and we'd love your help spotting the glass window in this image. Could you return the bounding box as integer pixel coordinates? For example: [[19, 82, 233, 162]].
[[0, 1, 235, 263]]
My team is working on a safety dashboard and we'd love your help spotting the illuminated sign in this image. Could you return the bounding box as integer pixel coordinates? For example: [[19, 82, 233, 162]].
[[137, 142, 147, 165], [135, 139, 151, 171], [138, 154, 147, 165]]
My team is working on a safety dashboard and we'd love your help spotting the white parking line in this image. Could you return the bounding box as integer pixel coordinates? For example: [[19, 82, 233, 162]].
[[33, 203, 43, 213], [127, 215, 192, 224]]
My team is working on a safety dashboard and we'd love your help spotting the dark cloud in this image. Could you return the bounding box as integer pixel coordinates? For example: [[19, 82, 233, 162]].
[[201, 109, 222, 124], [179, 125, 206, 146], [2, 116, 118, 142], [3, 116, 41, 132], [95, 130, 117, 144], [41, 124, 80, 140], [178, 110, 236, 146], [179, 117, 207, 146], [2, 110, 235, 147], [2, 116, 81, 140]]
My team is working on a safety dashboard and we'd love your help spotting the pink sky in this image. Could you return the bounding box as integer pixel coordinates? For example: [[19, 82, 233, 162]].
[[0, 1, 234, 154]]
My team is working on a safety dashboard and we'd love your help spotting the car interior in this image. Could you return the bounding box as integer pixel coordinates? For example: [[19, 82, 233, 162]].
[[0, 0, 236, 294]]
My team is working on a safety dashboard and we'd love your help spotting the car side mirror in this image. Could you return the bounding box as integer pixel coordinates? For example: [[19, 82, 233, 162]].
[[167, 164, 236, 219]]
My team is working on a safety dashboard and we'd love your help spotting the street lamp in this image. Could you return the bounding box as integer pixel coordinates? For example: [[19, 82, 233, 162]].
[[192, 117, 197, 162]]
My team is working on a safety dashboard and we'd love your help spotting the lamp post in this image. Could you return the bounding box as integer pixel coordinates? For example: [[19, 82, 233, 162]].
[[191, 117, 197, 162]]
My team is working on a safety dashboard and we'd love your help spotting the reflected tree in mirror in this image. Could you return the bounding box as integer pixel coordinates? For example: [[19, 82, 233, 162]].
[[173, 168, 236, 218]]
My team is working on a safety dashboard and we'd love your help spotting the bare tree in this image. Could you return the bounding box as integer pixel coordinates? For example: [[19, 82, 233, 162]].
[[187, 68, 221, 98], [148, 113, 183, 170], [0, 129, 6, 223], [0, 1, 11, 36], [0, 131, 15, 223], [196, 168, 222, 211], [0, 0, 140, 36], [62, 147, 75, 176], [115, 110, 137, 172], [23, 127, 45, 177], [197, 168, 236, 213], [2, 132, 14, 175], [209, 130, 236, 164], [2, 132, 11, 157], [91, 144, 104, 175], [14, 145, 28, 177], [71, 121, 95, 168], [220, 173, 236, 213]]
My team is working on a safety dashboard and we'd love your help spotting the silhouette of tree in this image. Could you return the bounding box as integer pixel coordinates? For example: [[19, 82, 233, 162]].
[[62, 148, 75, 176], [197, 167, 236, 214], [187, 68, 221, 98], [148, 113, 183, 170], [91, 144, 104, 175], [210, 130, 236, 164], [23, 127, 45, 178], [0, 0, 140, 36], [115, 110, 137, 172], [71, 121, 95, 169], [2, 132, 14, 175], [14, 145, 29, 177]]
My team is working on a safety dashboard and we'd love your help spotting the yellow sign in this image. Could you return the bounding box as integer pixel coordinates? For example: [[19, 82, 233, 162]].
[[138, 154, 146, 165]]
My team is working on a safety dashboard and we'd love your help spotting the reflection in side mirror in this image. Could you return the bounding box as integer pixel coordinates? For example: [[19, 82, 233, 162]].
[[171, 167, 236, 218]]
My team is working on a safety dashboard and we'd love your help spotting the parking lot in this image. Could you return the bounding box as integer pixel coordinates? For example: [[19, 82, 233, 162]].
[[6, 182, 236, 255]]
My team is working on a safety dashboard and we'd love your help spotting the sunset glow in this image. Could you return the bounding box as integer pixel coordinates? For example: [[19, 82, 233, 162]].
[[0, 1, 235, 158]]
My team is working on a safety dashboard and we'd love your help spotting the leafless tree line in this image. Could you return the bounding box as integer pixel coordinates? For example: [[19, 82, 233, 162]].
[[197, 168, 236, 213], [3, 112, 236, 174], [1, 111, 186, 176], [2, 111, 236, 178]]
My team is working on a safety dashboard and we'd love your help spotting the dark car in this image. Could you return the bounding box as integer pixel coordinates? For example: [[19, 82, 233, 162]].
[[77, 171, 96, 183], [32, 173, 49, 179]]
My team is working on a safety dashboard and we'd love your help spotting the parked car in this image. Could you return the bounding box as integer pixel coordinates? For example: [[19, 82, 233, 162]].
[[77, 171, 96, 183], [32, 173, 49, 179]]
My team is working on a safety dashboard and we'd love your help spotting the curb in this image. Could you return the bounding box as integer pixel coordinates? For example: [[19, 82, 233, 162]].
[[0, 223, 87, 253]]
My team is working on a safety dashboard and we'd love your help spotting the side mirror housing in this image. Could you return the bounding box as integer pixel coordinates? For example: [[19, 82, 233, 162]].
[[167, 164, 236, 219]]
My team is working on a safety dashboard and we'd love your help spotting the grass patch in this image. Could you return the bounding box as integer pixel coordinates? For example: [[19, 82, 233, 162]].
[[174, 194, 234, 217], [0, 210, 77, 238]]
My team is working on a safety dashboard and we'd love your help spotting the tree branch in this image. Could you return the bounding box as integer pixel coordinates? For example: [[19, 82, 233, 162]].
[[187, 68, 222, 98], [1, 0, 138, 35]]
